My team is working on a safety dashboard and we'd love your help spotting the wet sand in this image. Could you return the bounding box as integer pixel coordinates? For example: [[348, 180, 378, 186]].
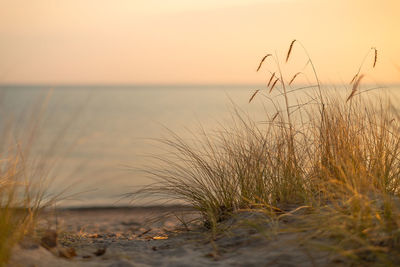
[[9, 206, 344, 267]]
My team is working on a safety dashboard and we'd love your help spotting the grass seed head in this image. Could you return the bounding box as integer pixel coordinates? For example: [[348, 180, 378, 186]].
[[289, 72, 302, 85], [372, 47, 378, 68], [286, 39, 296, 63], [267, 72, 276, 87], [257, 54, 272, 72], [249, 89, 260, 103], [269, 78, 280, 93]]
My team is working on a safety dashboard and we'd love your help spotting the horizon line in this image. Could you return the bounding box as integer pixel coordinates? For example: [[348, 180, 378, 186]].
[[1, 82, 400, 88]]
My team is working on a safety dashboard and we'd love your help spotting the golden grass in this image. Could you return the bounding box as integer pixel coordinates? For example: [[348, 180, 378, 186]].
[[0, 96, 66, 265], [0, 154, 39, 265], [137, 40, 400, 264], [346, 74, 365, 102], [350, 47, 378, 84]]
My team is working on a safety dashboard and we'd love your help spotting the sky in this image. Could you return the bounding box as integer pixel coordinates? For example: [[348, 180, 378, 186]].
[[0, 0, 399, 85]]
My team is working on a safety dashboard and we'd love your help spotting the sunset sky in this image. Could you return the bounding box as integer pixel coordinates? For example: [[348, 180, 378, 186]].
[[0, 0, 399, 85]]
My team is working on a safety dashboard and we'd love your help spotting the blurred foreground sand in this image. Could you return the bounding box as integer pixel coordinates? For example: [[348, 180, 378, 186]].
[[9, 206, 342, 267]]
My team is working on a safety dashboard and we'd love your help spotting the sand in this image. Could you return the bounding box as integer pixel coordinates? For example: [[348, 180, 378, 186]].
[[9, 206, 344, 267]]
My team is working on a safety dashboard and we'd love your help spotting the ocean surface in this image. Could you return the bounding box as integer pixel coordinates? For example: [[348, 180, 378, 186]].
[[0, 84, 398, 207]]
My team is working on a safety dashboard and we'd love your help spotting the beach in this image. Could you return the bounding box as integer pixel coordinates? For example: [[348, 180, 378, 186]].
[[9, 206, 343, 267], [2, 1, 400, 266]]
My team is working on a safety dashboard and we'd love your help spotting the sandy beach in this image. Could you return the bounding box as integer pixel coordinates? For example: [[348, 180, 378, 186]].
[[2, 1, 399, 266], [9, 206, 345, 267]]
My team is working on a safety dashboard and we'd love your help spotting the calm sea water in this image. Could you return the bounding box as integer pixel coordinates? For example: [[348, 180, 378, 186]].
[[0, 84, 398, 207]]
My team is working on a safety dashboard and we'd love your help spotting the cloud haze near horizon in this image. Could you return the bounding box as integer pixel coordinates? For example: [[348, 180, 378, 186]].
[[0, 0, 399, 85]]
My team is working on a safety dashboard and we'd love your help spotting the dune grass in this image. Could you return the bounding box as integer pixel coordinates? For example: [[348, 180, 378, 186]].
[[0, 97, 63, 266], [0, 149, 41, 265], [138, 41, 400, 264]]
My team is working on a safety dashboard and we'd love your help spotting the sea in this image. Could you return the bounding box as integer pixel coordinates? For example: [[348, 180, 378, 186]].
[[0, 84, 398, 207]]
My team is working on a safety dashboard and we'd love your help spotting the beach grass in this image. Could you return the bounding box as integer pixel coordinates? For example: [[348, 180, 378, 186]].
[[138, 41, 400, 264], [0, 98, 62, 266], [0, 151, 40, 265]]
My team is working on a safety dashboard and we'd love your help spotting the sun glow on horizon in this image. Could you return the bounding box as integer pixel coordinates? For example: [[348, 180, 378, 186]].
[[0, 0, 399, 85]]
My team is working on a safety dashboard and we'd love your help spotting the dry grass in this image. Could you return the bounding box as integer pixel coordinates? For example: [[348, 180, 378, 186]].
[[0, 150, 40, 265], [0, 96, 65, 265], [135, 41, 400, 264], [309, 97, 400, 263], [346, 74, 365, 102]]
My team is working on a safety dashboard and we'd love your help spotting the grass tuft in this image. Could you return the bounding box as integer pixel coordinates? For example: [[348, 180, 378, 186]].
[[0, 96, 67, 265], [136, 41, 400, 264]]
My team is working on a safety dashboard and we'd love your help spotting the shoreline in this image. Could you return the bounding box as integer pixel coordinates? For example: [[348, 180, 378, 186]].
[[54, 204, 194, 212]]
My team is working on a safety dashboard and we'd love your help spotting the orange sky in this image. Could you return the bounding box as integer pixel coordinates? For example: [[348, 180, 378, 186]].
[[0, 0, 399, 85]]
